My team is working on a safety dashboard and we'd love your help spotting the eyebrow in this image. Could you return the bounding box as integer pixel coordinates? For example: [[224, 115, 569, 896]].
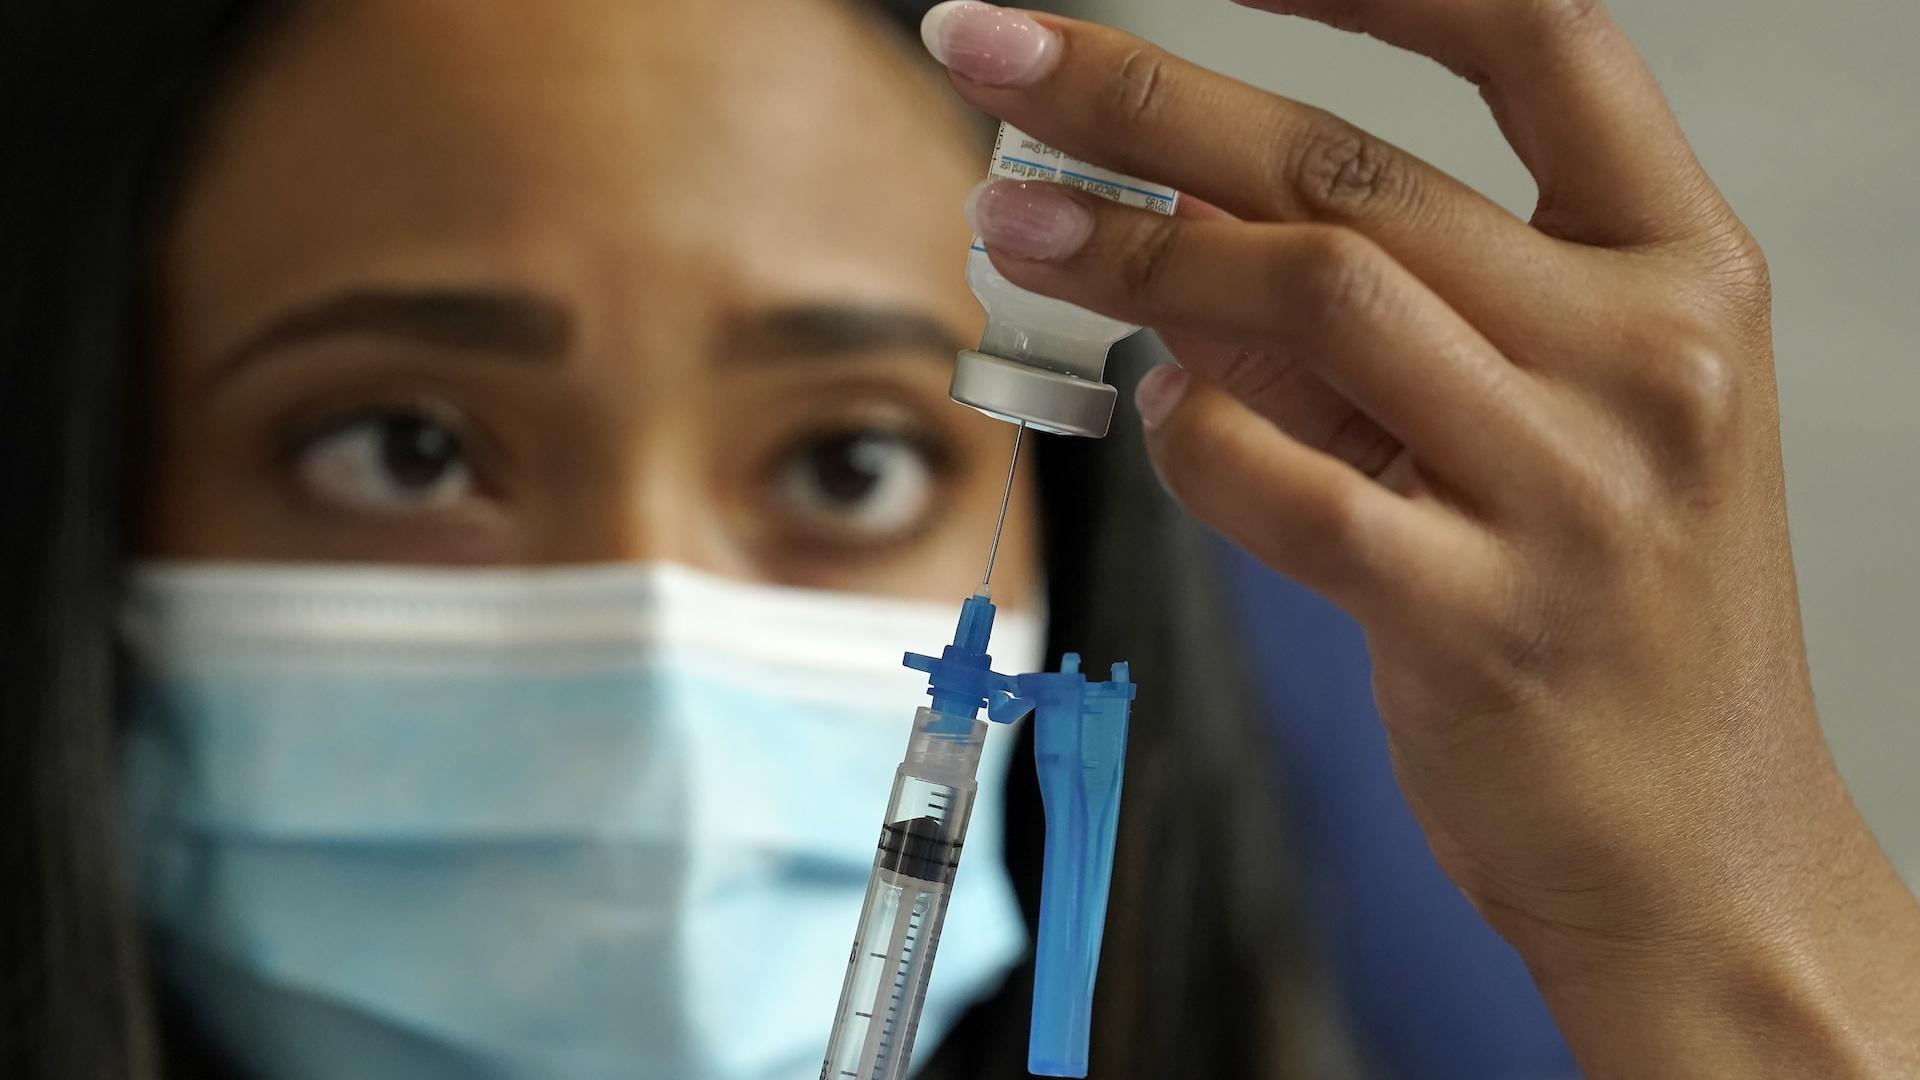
[[205, 287, 573, 385], [729, 304, 968, 363]]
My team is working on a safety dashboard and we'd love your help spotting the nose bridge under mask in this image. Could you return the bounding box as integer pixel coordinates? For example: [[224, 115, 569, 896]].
[[536, 445, 733, 570]]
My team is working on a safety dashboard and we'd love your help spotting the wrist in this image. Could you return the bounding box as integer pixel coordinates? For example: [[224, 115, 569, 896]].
[[1526, 923, 1867, 1077], [1506, 825, 1920, 1077]]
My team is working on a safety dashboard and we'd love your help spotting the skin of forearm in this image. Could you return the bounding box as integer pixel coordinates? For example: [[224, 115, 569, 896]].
[[1523, 796, 1920, 1077]]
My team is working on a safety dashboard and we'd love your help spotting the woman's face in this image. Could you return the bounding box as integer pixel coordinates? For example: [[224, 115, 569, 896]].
[[144, 0, 1038, 604]]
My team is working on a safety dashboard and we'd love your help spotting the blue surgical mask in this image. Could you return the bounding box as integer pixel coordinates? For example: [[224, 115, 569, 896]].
[[121, 562, 1042, 1080]]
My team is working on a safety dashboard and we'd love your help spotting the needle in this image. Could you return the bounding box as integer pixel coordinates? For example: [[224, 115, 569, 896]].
[[979, 421, 1026, 596]]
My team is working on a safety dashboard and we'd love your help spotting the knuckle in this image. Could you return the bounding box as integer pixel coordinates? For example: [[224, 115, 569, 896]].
[[1289, 227, 1385, 321], [1287, 118, 1409, 221], [1698, 224, 1774, 326], [1562, 477, 1636, 542], [1653, 337, 1744, 455], [1490, 564, 1573, 682], [1283, 474, 1371, 558], [1216, 346, 1298, 409], [1512, 0, 1607, 43], [1104, 46, 1173, 130], [1115, 214, 1184, 304], [1729, 231, 1771, 293], [1256, 0, 1373, 34], [1624, 321, 1747, 466], [1544, 440, 1652, 547], [1318, 410, 1402, 479]]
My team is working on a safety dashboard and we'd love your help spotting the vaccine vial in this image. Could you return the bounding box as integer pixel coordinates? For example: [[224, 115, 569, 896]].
[[952, 124, 1179, 438]]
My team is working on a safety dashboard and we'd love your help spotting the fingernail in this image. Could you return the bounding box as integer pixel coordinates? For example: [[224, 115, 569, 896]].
[[964, 178, 1093, 261], [921, 2, 1062, 87], [1135, 365, 1189, 429]]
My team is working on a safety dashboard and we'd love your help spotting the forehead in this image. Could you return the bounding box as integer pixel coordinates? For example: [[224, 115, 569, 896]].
[[164, 0, 982, 362]]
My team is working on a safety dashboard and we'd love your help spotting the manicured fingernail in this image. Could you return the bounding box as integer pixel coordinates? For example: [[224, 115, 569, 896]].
[[1135, 365, 1189, 429], [921, 2, 1062, 87], [964, 178, 1093, 261]]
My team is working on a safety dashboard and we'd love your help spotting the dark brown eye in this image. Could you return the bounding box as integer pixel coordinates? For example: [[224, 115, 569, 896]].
[[772, 430, 935, 538], [295, 410, 474, 512]]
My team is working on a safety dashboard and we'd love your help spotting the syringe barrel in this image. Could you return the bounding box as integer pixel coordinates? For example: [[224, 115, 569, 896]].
[[821, 708, 987, 1080]]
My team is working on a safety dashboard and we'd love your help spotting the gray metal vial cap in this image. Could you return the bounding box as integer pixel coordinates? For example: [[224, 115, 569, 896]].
[[949, 350, 1117, 438]]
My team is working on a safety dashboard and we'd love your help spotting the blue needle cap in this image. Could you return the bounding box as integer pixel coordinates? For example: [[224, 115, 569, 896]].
[[1014, 655, 1135, 1078]]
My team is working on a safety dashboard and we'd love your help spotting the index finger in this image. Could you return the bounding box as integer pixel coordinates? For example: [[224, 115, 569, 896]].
[[922, 1, 1722, 249], [922, 2, 1536, 260], [921, 2, 1630, 362]]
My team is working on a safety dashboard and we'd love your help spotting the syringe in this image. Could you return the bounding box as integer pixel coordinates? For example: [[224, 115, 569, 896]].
[[825, 422, 1134, 1079], [820, 590, 1012, 1080], [821, 420, 1030, 1079], [817, 584, 1139, 1080], [819, 703, 989, 1080]]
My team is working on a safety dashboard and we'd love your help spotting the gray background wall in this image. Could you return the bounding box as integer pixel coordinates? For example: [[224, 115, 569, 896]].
[[1072, 0, 1920, 881]]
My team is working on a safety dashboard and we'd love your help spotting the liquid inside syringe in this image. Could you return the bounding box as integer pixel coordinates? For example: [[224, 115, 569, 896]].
[[820, 712, 985, 1080]]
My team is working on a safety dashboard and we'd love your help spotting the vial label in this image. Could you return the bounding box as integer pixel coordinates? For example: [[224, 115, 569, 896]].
[[987, 124, 1179, 216]]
